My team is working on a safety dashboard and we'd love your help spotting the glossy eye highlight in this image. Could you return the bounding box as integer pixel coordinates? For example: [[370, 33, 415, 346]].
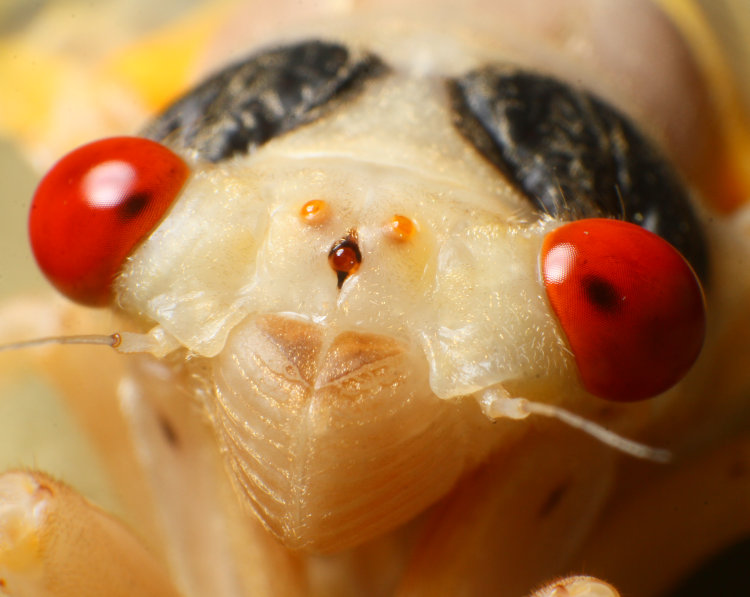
[[541, 219, 706, 401], [29, 137, 189, 306]]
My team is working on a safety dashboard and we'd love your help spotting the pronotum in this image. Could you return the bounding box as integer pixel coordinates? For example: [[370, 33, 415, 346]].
[[1, 0, 750, 596]]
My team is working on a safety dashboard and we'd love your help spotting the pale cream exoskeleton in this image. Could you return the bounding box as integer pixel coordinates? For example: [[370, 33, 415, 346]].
[[2, 1, 750, 596]]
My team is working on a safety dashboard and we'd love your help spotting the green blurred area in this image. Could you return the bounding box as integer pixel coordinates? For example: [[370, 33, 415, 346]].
[[0, 137, 122, 513], [0, 138, 45, 298]]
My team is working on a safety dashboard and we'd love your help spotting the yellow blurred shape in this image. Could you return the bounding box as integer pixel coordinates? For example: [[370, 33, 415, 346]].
[[0, 43, 65, 146], [103, 1, 234, 112], [0, 0, 235, 169], [657, 0, 750, 210]]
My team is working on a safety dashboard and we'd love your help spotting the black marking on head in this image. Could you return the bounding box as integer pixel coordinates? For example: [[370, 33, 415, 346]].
[[448, 67, 709, 283], [142, 40, 389, 162]]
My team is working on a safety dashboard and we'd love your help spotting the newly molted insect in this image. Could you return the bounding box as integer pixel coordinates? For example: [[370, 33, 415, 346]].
[[2, 1, 750, 596]]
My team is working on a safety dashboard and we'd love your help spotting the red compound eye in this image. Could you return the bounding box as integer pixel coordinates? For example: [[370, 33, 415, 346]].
[[29, 137, 189, 306], [541, 218, 706, 401]]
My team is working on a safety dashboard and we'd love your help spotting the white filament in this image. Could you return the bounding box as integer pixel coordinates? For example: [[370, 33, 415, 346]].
[[0, 326, 180, 359], [479, 388, 671, 463], [0, 334, 118, 352]]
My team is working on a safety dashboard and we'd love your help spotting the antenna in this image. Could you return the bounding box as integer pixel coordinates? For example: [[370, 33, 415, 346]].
[[479, 388, 671, 463], [0, 327, 180, 357], [0, 334, 119, 353]]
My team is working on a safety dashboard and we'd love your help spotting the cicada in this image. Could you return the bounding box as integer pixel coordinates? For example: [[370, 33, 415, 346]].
[[1, 1, 750, 596]]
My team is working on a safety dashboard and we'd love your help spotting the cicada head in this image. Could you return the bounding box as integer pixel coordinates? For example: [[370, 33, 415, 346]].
[[25, 2, 731, 552]]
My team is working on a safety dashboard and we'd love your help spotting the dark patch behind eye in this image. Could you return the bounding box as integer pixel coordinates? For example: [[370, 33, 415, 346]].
[[141, 40, 388, 162], [448, 67, 709, 283]]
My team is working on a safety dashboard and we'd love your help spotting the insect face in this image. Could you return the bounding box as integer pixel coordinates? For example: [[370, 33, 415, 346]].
[[7, 3, 750, 595], [20, 32, 714, 554], [92, 61, 578, 548]]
